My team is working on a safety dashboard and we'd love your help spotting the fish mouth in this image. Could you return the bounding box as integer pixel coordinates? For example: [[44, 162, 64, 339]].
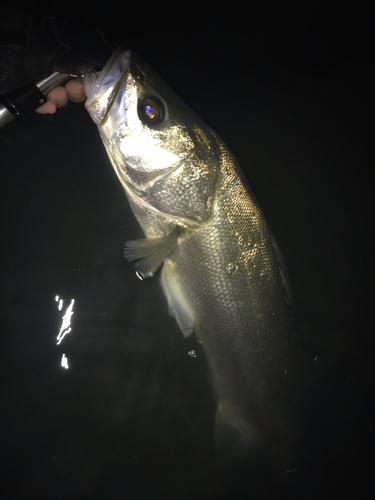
[[95, 45, 130, 87], [84, 46, 131, 126]]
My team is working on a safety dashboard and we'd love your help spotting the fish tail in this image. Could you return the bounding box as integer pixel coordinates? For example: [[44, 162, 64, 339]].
[[214, 400, 295, 470], [214, 402, 263, 466]]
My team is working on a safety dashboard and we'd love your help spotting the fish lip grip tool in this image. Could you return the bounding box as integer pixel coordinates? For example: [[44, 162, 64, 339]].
[[0, 13, 112, 128], [0, 72, 77, 128]]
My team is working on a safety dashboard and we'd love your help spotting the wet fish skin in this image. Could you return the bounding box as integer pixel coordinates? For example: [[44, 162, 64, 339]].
[[84, 48, 304, 462]]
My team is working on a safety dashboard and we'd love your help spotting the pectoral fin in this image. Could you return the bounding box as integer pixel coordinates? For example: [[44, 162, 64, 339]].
[[268, 228, 295, 312], [124, 227, 178, 279], [160, 260, 195, 337]]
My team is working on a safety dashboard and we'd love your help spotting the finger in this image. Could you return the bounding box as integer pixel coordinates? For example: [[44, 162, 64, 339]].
[[36, 87, 66, 113], [65, 80, 86, 103], [35, 79, 86, 114], [35, 100, 57, 114], [48, 86, 69, 108]]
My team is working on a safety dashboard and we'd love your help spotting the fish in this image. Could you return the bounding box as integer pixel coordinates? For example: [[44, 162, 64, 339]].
[[83, 47, 307, 465]]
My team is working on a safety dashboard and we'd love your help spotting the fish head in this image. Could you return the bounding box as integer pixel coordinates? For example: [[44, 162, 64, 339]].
[[84, 47, 220, 227]]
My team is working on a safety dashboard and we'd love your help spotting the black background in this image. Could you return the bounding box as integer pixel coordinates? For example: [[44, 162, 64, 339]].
[[1, 1, 374, 498]]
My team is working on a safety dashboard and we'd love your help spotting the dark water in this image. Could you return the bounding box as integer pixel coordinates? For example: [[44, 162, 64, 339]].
[[1, 2, 374, 498]]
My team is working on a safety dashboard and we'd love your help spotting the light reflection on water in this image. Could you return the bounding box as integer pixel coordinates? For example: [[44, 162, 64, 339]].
[[55, 295, 75, 370], [55, 295, 75, 345], [61, 353, 69, 369]]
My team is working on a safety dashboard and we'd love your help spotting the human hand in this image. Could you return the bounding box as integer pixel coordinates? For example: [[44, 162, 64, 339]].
[[36, 79, 86, 114]]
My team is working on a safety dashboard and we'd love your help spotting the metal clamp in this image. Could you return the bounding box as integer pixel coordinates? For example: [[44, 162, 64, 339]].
[[0, 72, 78, 128]]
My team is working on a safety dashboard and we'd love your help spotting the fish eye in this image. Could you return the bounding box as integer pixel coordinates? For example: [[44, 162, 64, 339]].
[[138, 97, 165, 126]]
